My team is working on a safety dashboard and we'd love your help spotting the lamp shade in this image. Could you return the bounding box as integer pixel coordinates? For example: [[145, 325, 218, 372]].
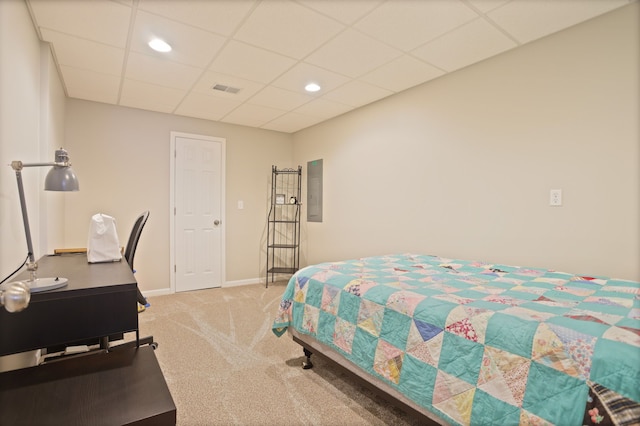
[[44, 166, 79, 191]]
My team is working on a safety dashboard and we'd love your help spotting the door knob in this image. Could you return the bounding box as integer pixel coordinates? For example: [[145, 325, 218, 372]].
[[214, 220, 220, 226]]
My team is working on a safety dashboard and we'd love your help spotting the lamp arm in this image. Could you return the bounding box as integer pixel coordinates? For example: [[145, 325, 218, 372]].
[[11, 161, 69, 170], [13, 168, 36, 268], [12, 164, 44, 284]]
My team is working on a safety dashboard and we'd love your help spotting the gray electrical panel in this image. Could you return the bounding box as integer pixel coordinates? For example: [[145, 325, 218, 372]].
[[307, 159, 323, 222]]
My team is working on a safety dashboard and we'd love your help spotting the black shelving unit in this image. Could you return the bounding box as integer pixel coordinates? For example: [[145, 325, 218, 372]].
[[266, 165, 302, 287]]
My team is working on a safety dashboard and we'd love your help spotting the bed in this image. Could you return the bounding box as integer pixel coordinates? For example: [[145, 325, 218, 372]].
[[272, 253, 640, 425]]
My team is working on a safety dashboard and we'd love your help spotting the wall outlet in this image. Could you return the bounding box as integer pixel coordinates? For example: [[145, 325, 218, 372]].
[[550, 189, 562, 206]]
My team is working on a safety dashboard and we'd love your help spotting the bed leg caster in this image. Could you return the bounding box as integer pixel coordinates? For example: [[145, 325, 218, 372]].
[[302, 348, 314, 369]]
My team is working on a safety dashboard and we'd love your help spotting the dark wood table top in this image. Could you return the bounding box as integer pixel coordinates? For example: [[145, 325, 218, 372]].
[[11, 253, 137, 301]]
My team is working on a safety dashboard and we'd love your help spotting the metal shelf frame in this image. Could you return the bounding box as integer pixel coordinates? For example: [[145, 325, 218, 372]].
[[266, 165, 302, 287]]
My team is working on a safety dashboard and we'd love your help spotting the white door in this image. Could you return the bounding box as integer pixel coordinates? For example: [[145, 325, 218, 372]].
[[171, 132, 225, 292]]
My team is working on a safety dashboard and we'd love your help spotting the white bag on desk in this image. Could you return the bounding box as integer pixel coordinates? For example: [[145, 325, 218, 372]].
[[87, 213, 122, 263]]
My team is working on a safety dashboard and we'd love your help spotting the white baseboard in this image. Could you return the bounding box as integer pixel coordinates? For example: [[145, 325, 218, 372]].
[[140, 288, 173, 298], [140, 277, 263, 296], [223, 277, 262, 288]]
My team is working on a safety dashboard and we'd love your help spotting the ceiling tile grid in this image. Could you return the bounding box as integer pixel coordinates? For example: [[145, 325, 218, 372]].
[[26, 0, 635, 133]]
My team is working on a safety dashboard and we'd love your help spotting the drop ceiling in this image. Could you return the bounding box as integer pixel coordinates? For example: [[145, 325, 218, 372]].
[[27, 0, 633, 133]]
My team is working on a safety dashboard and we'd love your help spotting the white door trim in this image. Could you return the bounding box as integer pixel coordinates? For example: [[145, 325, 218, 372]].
[[169, 131, 226, 293]]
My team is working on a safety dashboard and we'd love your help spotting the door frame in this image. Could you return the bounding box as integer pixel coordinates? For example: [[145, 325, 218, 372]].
[[169, 131, 226, 293]]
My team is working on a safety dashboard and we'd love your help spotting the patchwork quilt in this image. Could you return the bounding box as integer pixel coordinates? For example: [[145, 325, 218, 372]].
[[272, 254, 640, 426]]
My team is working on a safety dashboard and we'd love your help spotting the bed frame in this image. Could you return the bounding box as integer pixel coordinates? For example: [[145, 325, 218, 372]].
[[290, 328, 446, 425]]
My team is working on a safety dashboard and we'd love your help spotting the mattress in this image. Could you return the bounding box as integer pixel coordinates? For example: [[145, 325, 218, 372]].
[[272, 253, 640, 425]]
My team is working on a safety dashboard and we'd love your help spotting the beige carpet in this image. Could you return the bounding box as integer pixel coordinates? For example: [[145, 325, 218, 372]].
[[138, 282, 424, 426]]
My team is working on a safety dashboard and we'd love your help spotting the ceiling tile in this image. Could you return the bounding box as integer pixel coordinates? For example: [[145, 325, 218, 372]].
[[222, 104, 286, 128], [125, 52, 203, 90], [137, 0, 256, 36], [29, 0, 131, 48], [261, 112, 324, 133], [119, 78, 186, 113], [297, 0, 384, 25], [249, 86, 313, 110], [175, 92, 242, 121], [130, 10, 226, 68], [27, 0, 634, 134], [488, 0, 630, 44], [41, 29, 124, 76], [192, 71, 264, 101], [324, 80, 393, 108], [305, 29, 402, 78], [60, 65, 120, 104], [272, 62, 350, 94], [360, 54, 444, 92], [234, 0, 344, 59], [209, 41, 296, 84], [354, 0, 479, 51], [293, 98, 353, 120], [412, 18, 517, 72]]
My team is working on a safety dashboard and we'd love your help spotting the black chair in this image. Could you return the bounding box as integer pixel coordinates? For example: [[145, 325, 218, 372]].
[[124, 210, 150, 306], [111, 210, 156, 351]]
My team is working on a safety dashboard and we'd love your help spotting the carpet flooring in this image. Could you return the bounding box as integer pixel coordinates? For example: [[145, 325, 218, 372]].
[[138, 282, 423, 426]]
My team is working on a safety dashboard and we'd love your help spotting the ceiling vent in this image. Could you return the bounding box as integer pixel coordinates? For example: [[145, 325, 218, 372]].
[[212, 84, 241, 94]]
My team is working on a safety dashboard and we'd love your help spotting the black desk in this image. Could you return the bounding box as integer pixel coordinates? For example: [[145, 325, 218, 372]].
[[0, 254, 138, 357], [0, 345, 176, 425]]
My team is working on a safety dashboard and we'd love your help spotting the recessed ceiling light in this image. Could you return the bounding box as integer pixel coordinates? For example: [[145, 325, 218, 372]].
[[305, 82, 321, 93], [149, 38, 172, 53]]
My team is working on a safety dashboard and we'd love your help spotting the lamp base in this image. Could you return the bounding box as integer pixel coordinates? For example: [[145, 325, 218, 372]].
[[27, 277, 68, 293]]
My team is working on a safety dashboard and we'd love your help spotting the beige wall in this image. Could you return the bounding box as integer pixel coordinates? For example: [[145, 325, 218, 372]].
[[0, 0, 67, 371], [293, 3, 639, 281], [0, 0, 67, 276], [63, 100, 292, 292], [2, 0, 637, 297]]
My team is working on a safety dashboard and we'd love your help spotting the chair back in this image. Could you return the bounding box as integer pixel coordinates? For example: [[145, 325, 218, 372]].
[[124, 211, 150, 271]]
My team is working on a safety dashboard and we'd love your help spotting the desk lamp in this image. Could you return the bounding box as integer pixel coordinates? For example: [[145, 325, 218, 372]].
[[5, 148, 79, 304]]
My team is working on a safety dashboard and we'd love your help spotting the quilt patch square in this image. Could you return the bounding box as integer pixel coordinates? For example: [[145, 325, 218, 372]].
[[445, 305, 494, 344], [471, 389, 522, 426], [317, 310, 336, 344], [336, 290, 360, 324], [334, 317, 356, 354], [373, 339, 404, 384], [590, 339, 640, 401], [437, 332, 484, 385], [484, 312, 538, 359], [432, 370, 476, 425], [386, 290, 426, 316], [601, 325, 640, 347], [343, 278, 378, 297], [304, 280, 324, 308], [380, 308, 412, 349], [398, 354, 438, 407], [522, 362, 588, 424], [301, 304, 320, 335], [413, 297, 457, 328], [406, 319, 444, 367], [357, 298, 385, 337], [531, 323, 590, 379], [477, 346, 531, 408], [321, 284, 341, 316], [350, 326, 381, 370]]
